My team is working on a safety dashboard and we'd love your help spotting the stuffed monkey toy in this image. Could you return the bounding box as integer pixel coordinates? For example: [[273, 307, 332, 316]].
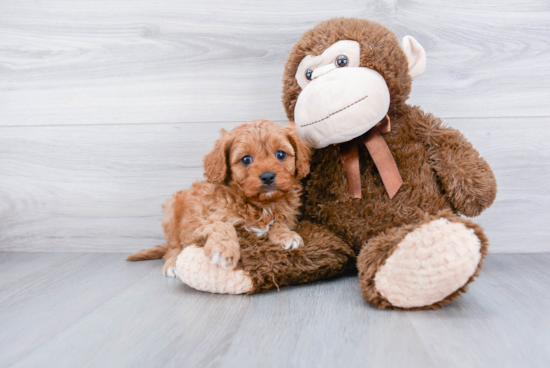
[[176, 18, 497, 310]]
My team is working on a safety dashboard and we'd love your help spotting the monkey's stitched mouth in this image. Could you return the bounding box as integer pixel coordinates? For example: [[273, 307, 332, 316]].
[[299, 95, 369, 127]]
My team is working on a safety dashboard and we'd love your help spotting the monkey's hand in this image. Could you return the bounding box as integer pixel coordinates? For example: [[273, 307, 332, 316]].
[[420, 113, 497, 217]]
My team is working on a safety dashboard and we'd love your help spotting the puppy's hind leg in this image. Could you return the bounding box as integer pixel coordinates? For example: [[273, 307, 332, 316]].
[[162, 246, 184, 278]]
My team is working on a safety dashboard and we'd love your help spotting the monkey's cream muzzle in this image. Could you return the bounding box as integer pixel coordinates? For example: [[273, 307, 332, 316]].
[[292, 38, 426, 199], [294, 66, 400, 198], [294, 66, 390, 148]]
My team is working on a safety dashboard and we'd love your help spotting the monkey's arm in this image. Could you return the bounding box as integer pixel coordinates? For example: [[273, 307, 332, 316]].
[[416, 111, 497, 217]]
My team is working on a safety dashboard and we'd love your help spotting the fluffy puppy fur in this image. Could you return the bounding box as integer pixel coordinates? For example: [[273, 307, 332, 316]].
[[127, 119, 311, 277]]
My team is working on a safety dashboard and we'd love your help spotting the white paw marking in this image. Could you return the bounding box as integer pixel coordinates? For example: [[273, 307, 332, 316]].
[[262, 207, 273, 217], [246, 220, 275, 238], [209, 252, 234, 270], [164, 266, 177, 278], [210, 252, 222, 265], [291, 236, 301, 249], [282, 235, 302, 250]]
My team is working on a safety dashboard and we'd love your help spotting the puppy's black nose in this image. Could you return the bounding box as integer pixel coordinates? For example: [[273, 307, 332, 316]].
[[260, 171, 276, 185]]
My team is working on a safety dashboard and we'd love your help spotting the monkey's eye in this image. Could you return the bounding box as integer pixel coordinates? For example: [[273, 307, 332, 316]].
[[305, 69, 313, 81], [276, 150, 286, 161], [241, 155, 253, 166], [336, 55, 348, 68]]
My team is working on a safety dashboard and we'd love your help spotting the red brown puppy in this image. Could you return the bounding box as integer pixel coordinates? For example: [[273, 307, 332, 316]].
[[127, 119, 310, 277]]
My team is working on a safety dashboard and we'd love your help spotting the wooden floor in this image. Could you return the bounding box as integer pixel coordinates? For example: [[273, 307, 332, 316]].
[[0, 252, 548, 368]]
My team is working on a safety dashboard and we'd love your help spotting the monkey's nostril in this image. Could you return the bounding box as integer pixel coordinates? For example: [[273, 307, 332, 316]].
[[260, 171, 276, 185]]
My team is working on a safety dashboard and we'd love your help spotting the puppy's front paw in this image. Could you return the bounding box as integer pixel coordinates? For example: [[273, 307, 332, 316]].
[[204, 238, 240, 270], [275, 231, 303, 250]]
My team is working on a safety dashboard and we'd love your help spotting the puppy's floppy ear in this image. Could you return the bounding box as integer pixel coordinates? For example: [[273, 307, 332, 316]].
[[284, 122, 311, 179], [203, 129, 232, 184]]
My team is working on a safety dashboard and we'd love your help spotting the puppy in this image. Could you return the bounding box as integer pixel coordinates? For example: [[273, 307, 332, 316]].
[[127, 119, 311, 277]]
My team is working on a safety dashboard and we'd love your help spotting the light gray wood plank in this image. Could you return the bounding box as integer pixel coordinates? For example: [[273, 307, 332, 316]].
[[410, 253, 550, 368], [1, 0, 549, 127], [0, 252, 84, 290], [0, 121, 241, 252], [8, 256, 252, 368], [0, 117, 548, 253], [214, 278, 435, 368], [0, 253, 157, 367], [2, 253, 548, 368]]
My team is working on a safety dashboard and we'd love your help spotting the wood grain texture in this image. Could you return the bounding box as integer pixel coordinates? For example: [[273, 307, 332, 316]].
[[1, 117, 548, 253], [218, 277, 436, 368], [1, 252, 548, 368], [1, 0, 550, 127], [409, 253, 550, 368], [0, 252, 83, 290], [1, 1, 548, 253], [0, 253, 157, 367]]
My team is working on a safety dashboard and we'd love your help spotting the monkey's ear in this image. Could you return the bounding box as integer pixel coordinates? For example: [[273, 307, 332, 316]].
[[203, 129, 232, 184], [401, 35, 426, 79], [284, 122, 311, 179]]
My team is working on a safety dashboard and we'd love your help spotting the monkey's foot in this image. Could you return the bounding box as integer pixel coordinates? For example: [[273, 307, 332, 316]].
[[176, 245, 253, 294], [376, 218, 481, 308], [359, 212, 487, 309]]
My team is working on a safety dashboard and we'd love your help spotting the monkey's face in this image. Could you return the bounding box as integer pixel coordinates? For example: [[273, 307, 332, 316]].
[[286, 19, 426, 149], [294, 40, 390, 148]]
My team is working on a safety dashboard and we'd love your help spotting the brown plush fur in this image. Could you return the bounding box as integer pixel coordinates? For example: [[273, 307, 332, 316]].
[[238, 221, 356, 293], [127, 119, 311, 275], [236, 18, 497, 309]]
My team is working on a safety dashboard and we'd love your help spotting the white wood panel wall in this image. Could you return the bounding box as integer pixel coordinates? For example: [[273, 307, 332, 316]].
[[1, 0, 549, 252]]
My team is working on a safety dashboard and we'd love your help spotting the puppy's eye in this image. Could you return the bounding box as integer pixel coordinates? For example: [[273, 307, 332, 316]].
[[276, 150, 286, 161], [305, 69, 313, 81], [336, 55, 348, 68], [241, 155, 253, 166]]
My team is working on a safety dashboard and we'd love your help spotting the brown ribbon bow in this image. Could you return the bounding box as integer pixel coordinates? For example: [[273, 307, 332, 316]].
[[339, 115, 403, 199]]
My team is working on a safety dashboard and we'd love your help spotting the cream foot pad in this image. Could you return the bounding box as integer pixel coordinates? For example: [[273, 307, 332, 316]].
[[374, 218, 481, 308], [176, 245, 253, 294]]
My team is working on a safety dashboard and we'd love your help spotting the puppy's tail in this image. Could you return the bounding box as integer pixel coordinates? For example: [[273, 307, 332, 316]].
[[126, 244, 168, 261]]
